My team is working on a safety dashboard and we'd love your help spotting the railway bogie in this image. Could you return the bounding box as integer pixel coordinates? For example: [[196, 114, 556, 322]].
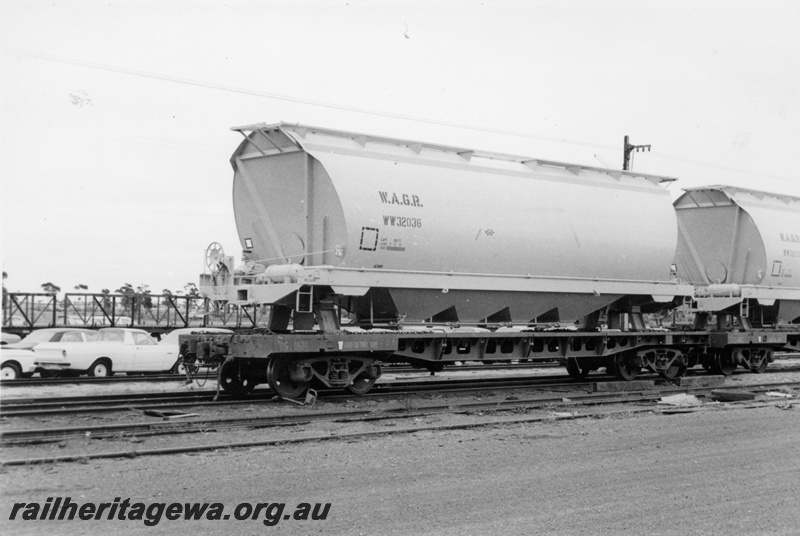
[[269, 354, 383, 397]]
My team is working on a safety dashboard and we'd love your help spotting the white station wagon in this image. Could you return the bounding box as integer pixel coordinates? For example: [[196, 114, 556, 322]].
[[35, 328, 180, 376], [1, 328, 98, 379]]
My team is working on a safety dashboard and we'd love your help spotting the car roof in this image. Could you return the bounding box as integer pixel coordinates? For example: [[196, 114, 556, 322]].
[[168, 327, 233, 334], [98, 327, 148, 333]]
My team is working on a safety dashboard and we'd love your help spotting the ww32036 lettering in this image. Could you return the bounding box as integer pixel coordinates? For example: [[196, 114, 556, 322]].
[[383, 216, 422, 228]]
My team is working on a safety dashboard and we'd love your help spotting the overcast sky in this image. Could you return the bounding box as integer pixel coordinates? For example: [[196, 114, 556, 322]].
[[1, 0, 798, 296]]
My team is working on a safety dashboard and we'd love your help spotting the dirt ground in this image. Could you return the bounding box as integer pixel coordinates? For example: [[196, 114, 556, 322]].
[[1, 367, 800, 535]]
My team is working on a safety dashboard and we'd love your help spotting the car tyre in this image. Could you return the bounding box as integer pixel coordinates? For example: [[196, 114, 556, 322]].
[[88, 359, 113, 377], [1, 362, 21, 380]]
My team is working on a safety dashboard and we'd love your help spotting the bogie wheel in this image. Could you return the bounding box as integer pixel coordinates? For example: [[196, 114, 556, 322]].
[[1, 362, 21, 380], [219, 359, 256, 396], [713, 351, 736, 376], [612, 353, 641, 381], [346, 373, 377, 395], [751, 353, 769, 374], [566, 358, 588, 380], [267, 356, 309, 399], [88, 359, 113, 377], [660, 360, 687, 380]]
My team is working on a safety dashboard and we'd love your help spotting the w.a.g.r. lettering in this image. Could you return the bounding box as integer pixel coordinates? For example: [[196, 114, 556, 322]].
[[379, 191, 422, 207], [780, 233, 800, 243]]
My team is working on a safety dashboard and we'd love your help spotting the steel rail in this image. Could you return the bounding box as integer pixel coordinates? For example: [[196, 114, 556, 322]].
[[3, 364, 799, 418], [3, 383, 797, 466], [0, 354, 800, 402], [0, 373, 205, 387], [0, 390, 705, 446], [2, 353, 797, 387], [0, 364, 745, 415], [0, 374, 610, 417], [0, 362, 564, 387]]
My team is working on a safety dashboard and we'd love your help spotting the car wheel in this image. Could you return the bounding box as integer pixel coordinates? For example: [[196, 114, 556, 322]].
[[88, 359, 113, 377], [1, 362, 21, 380]]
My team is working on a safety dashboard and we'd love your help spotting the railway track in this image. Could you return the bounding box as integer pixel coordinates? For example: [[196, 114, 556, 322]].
[[0, 391, 667, 446], [3, 363, 800, 418], [0, 374, 614, 417], [2, 378, 797, 465], [3, 353, 797, 387], [0, 362, 561, 387], [0, 373, 199, 387]]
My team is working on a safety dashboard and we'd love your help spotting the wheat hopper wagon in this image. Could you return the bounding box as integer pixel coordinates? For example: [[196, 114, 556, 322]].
[[206, 122, 687, 330], [675, 185, 800, 325]]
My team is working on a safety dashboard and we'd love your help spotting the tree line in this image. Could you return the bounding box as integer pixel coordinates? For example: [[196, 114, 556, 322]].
[[2, 272, 200, 312], [37, 281, 200, 298]]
